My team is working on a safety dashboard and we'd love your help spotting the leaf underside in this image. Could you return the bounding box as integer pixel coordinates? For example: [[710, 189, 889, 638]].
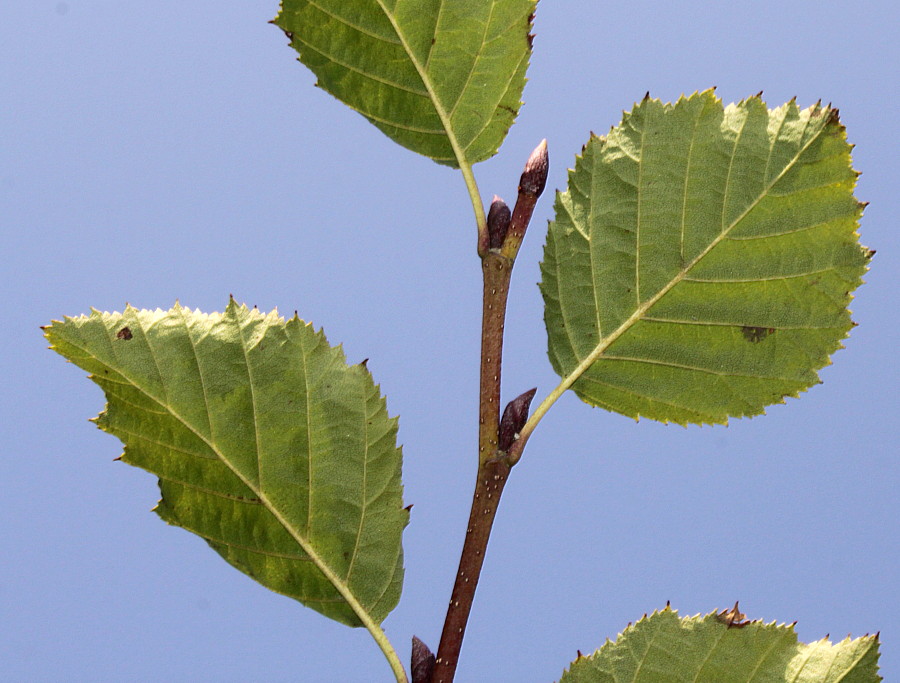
[[274, 0, 535, 167], [559, 606, 881, 683], [541, 90, 871, 425], [45, 300, 407, 627]]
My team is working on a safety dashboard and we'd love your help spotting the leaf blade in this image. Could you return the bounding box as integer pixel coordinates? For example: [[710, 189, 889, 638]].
[[274, 0, 535, 167], [46, 301, 407, 627], [541, 91, 871, 425], [558, 606, 881, 683]]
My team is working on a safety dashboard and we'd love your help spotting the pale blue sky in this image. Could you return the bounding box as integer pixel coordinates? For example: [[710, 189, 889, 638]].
[[4, 2, 898, 681]]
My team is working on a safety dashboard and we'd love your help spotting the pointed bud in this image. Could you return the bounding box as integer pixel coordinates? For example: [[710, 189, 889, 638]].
[[499, 141, 549, 261], [411, 636, 436, 683], [487, 195, 511, 250], [498, 387, 537, 452], [519, 139, 548, 198]]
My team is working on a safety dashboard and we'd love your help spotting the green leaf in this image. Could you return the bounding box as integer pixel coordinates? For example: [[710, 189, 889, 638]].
[[559, 606, 881, 683], [45, 301, 408, 628], [274, 0, 534, 167], [541, 91, 871, 425]]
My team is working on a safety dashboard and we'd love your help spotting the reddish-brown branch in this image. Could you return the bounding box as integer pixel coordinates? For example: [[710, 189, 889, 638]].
[[431, 140, 548, 683], [431, 253, 513, 682], [431, 456, 511, 682]]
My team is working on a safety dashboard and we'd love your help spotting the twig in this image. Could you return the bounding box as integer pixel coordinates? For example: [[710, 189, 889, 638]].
[[432, 141, 548, 682]]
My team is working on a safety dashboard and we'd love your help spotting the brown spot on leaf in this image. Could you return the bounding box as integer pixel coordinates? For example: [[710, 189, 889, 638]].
[[116, 327, 133, 340], [741, 325, 774, 343], [716, 602, 751, 628]]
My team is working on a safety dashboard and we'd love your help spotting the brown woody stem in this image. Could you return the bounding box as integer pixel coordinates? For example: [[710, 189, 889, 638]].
[[431, 252, 514, 683], [432, 140, 548, 683]]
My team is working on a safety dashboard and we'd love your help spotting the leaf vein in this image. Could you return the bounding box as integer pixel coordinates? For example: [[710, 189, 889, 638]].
[[93, 383, 168, 414], [446, 3, 493, 121], [343, 374, 369, 586], [578, 373, 717, 422], [640, 316, 838, 330], [679, 98, 705, 265], [363, 110, 449, 136], [600, 354, 800, 383], [727, 218, 842, 241], [373, 0, 468, 168], [690, 625, 728, 682], [304, 0, 403, 45], [205, 531, 312, 562], [236, 312, 263, 490], [634, 110, 647, 303], [720, 105, 750, 235], [683, 264, 840, 283], [748, 629, 793, 681], [288, 36, 430, 97], [110, 423, 216, 461]]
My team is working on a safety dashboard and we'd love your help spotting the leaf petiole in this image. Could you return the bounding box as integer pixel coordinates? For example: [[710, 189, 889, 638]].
[[367, 622, 409, 683], [459, 159, 488, 248]]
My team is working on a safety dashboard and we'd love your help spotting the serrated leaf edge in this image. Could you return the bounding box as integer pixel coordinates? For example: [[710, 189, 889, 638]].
[[560, 604, 881, 683], [45, 300, 400, 641], [543, 92, 861, 426]]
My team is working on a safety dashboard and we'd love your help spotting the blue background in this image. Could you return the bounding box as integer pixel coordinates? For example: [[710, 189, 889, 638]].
[[3, 2, 898, 681]]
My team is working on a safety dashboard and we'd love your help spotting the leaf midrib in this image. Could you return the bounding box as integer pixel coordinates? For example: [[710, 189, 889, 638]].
[[557, 108, 826, 398], [373, 0, 471, 168]]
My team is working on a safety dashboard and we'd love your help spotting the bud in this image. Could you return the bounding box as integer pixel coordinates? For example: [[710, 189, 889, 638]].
[[498, 387, 537, 452], [486, 195, 511, 250], [518, 139, 549, 198], [500, 141, 549, 261], [411, 635, 436, 683]]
